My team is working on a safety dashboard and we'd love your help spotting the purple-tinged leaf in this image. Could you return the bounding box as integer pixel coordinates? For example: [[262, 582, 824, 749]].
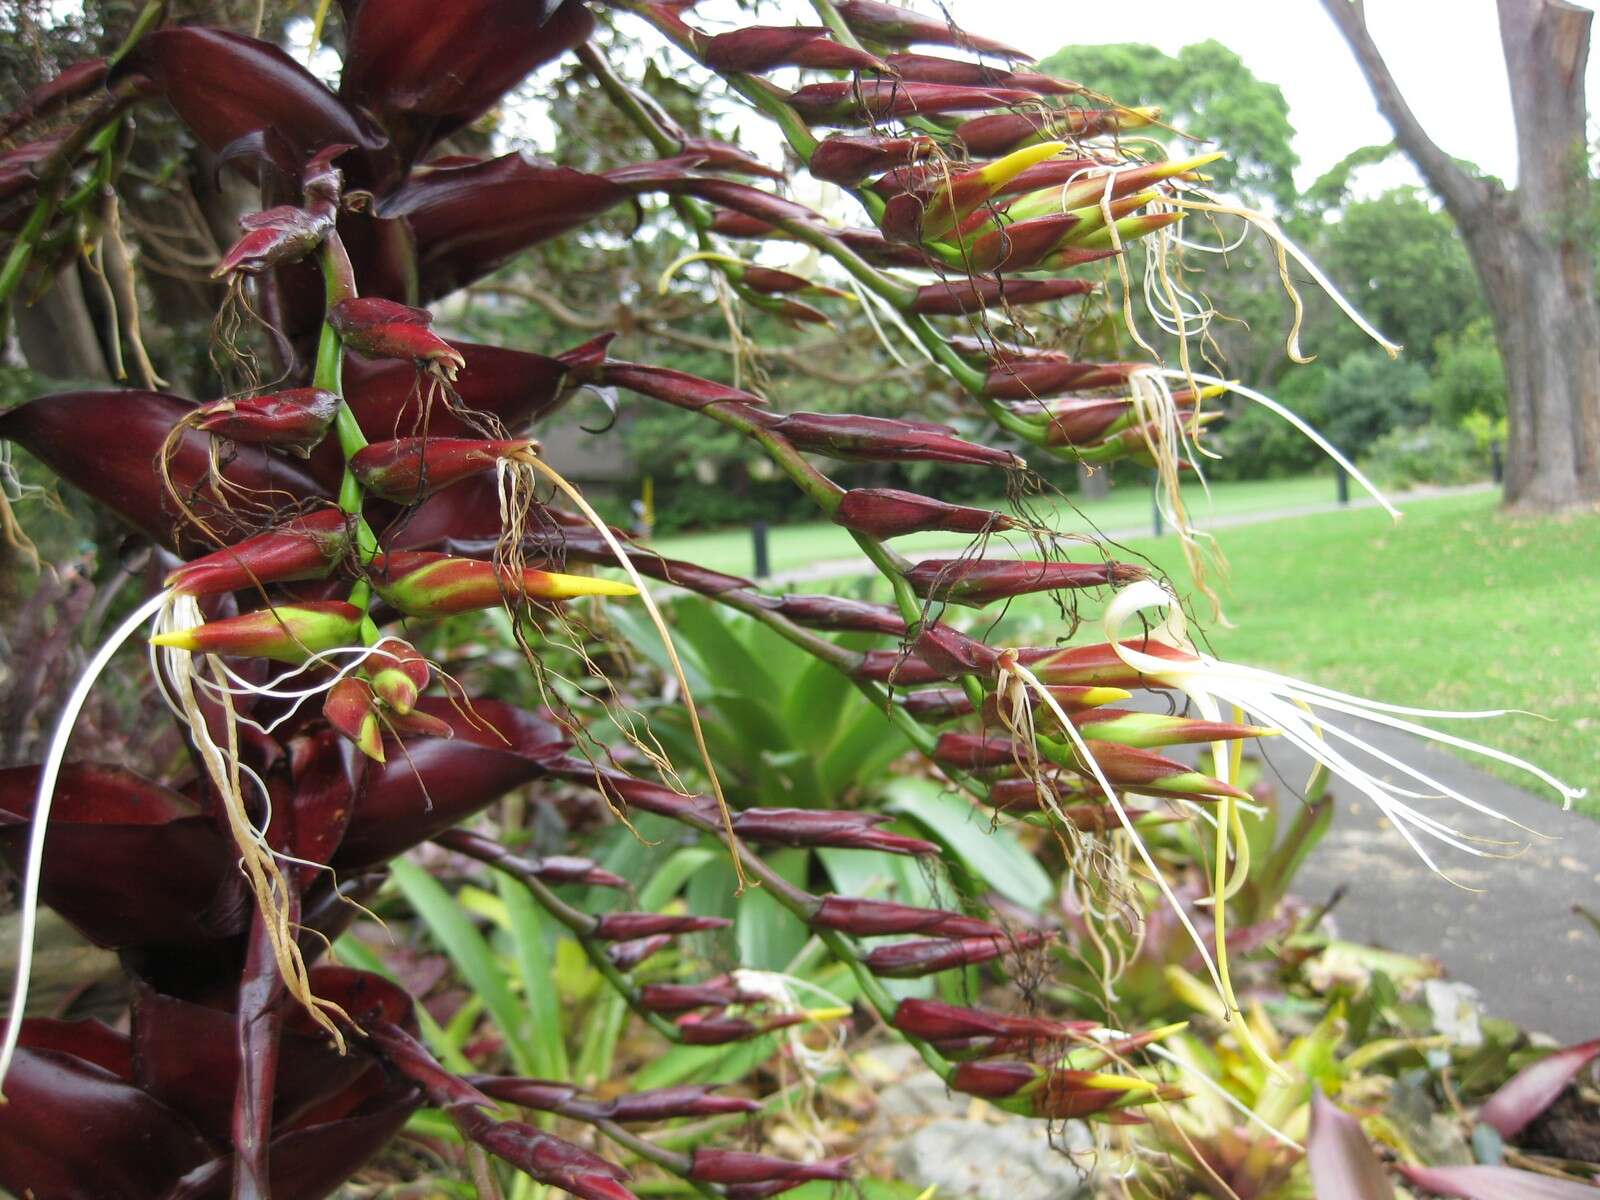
[[1307, 1089, 1395, 1200], [1480, 1038, 1600, 1140], [1395, 1164, 1598, 1199]]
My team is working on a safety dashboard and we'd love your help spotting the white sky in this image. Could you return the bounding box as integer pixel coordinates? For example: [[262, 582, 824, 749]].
[[948, 0, 1599, 194]]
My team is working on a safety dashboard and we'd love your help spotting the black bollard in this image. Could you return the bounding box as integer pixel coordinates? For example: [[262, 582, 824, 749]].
[[1335, 463, 1350, 506], [751, 519, 770, 579], [1150, 472, 1164, 537], [1491, 441, 1504, 483]]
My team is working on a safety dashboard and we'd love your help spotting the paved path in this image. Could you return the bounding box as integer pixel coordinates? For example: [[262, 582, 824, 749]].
[[1254, 715, 1598, 1041], [767, 482, 1496, 585]]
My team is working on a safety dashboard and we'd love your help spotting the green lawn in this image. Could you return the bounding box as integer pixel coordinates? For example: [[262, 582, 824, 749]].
[[650, 473, 1354, 580]]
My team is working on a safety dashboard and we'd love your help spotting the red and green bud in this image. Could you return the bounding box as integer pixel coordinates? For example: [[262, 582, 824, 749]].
[[149, 600, 364, 664], [758, 410, 1023, 469], [1023, 638, 1198, 687], [810, 134, 936, 186], [950, 1060, 1175, 1118], [835, 227, 939, 268], [689, 1150, 850, 1186], [880, 141, 1065, 243], [366, 637, 429, 714], [349, 436, 534, 503], [1076, 210, 1186, 251], [704, 25, 886, 73], [370, 550, 637, 617], [323, 676, 385, 762], [1069, 412, 1224, 467], [910, 276, 1094, 316], [731, 808, 938, 857], [165, 509, 351, 596], [328, 297, 467, 377], [590, 912, 731, 941], [832, 487, 1012, 538], [213, 204, 333, 278], [771, 594, 907, 635], [959, 212, 1085, 273], [904, 558, 1144, 607], [900, 688, 975, 721], [786, 80, 1041, 126], [863, 931, 1049, 978], [954, 106, 1161, 157], [810, 897, 1000, 939], [677, 1013, 805, 1045], [192, 388, 340, 454], [1069, 708, 1274, 749], [891, 998, 1092, 1043], [836, 0, 1026, 56], [977, 685, 1131, 728], [1054, 738, 1249, 801], [1019, 396, 1133, 446]]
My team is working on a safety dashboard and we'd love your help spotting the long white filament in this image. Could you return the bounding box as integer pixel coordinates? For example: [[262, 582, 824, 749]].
[[0, 589, 168, 1097]]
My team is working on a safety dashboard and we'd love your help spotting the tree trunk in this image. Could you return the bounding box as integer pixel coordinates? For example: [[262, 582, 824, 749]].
[[1322, 0, 1600, 512], [13, 262, 112, 385]]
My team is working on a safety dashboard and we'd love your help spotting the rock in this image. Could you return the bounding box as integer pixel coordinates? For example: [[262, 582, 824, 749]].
[[891, 1116, 1093, 1200]]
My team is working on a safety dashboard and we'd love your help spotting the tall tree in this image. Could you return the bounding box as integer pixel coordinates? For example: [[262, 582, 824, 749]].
[[1321, 0, 1600, 511]]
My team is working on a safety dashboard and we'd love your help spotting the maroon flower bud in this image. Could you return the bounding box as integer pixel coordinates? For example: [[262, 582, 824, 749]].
[[165, 509, 351, 596], [368, 1019, 496, 1108], [891, 999, 1092, 1042], [982, 358, 1142, 401], [900, 687, 974, 721], [853, 651, 947, 686], [601, 360, 766, 411], [771, 594, 906, 635], [905, 558, 1143, 607], [638, 983, 748, 1014], [590, 913, 731, 941], [741, 266, 846, 299], [836, 0, 1026, 56], [690, 1150, 851, 1186], [954, 107, 1157, 156], [731, 808, 938, 857], [1021, 396, 1134, 446], [863, 931, 1049, 978], [883, 53, 1079, 94], [786, 80, 1040, 126], [811, 897, 1000, 938], [758, 411, 1023, 469], [810, 134, 937, 186], [704, 26, 886, 73], [529, 856, 625, 888], [329, 297, 467, 377], [878, 141, 1066, 243], [367, 637, 430, 714], [986, 779, 1127, 827], [471, 1076, 581, 1114], [550, 759, 724, 824], [453, 1106, 633, 1197], [324, 676, 385, 762], [913, 623, 1001, 677], [979, 685, 1130, 729], [934, 732, 1017, 770], [683, 179, 818, 227], [709, 208, 783, 239], [910, 276, 1095, 317], [677, 1013, 805, 1045], [607, 935, 672, 971], [832, 487, 1011, 538], [680, 136, 785, 180], [214, 204, 334, 277], [570, 1085, 761, 1123], [192, 388, 340, 454]]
